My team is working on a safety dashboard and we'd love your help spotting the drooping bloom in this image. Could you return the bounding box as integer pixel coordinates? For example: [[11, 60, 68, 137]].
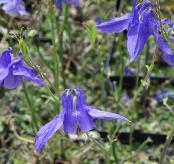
[[96, 0, 174, 66], [0, 47, 45, 89], [35, 88, 129, 151], [0, 0, 28, 16], [54, 0, 80, 10]]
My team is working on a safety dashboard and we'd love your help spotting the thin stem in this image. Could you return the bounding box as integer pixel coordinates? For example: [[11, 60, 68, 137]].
[[59, 5, 69, 89], [23, 57, 60, 108], [50, 1, 60, 92], [159, 99, 174, 163], [163, 99, 174, 116], [136, 57, 140, 88], [112, 142, 118, 164], [22, 40, 60, 114], [159, 128, 174, 164], [129, 53, 156, 109]]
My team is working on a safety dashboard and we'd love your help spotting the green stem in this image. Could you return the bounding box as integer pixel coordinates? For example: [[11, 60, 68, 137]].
[[163, 99, 174, 116], [50, 2, 59, 92], [26, 56, 60, 114], [136, 57, 140, 88], [117, 41, 124, 103], [159, 128, 174, 164], [130, 53, 156, 110], [112, 142, 118, 164], [23, 82, 39, 131], [59, 5, 69, 89]]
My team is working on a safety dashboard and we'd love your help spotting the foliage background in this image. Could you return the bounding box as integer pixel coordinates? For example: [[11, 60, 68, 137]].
[[0, 0, 174, 163]]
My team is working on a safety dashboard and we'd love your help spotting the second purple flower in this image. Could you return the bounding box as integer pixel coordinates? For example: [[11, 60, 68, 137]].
[[0, 47, 45, 89]]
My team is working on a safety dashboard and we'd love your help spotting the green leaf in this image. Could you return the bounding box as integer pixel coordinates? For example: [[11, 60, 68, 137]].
[[85, 21, 98, 45]]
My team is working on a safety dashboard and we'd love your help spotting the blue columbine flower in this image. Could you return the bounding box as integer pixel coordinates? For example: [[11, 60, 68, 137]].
[[0, 0, 28, 16], [35, 88, 129, 151], [96, 0, 174, 66], [54, 0, 80, 10], [96, 0, 152, 61], [0, 47, 45, 89]]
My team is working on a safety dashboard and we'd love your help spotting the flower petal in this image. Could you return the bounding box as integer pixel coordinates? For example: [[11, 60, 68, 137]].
[[76, 89, 94, 132], [35, 112, 64, 152], [65, 0, 80, 7], [0, 67, 9, 81], [170, 37, 174, 42], [127, 9, 151, 61], [0, 0, 9, 4], [16, 4, 29, 16], [62, 91, 78, 134], [55, 0, 80, 9], [2, 2, 14, 12], [87, 106, 129, 121], [1, 0, 28, 16], [0, 47, 13, 67], [163, 18, 174, 28], [4, 72, 22, 89], [55, 0, 63, 9], [162, 53, 174, 67], [153, 29, 173, 55], [96, 13, 131, 33], [12, 57, 45, 86], [0, 48, 14, 81], [152, 26, 174, 66], [77, 110, 94, 132], [63, 113, 77, 134]]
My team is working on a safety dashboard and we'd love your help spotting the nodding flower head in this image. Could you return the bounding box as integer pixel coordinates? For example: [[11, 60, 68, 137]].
[[96, 0, 174, 67], [35, 88, 129, 152]]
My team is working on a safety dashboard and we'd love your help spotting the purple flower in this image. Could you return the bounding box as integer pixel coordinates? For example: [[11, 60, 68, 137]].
[[0, 0, 28, 16], [96, 0, 174, 66], [0, 47, 45, 89], [163, 18, 174, 28], [96, 0, 151, 61], [35, 88, 129, 151], [54, 0, 80, 10], [154, 90, 174, 103]]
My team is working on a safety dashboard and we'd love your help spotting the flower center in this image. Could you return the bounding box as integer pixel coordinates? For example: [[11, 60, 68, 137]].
[[73, 95, 77, 114]]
